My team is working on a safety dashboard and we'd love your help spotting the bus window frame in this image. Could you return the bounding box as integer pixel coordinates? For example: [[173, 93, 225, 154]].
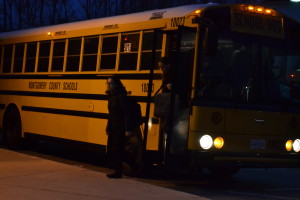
[[66, 37, 82, 72], [100, 34, 119, 71], [13, 43, 25, 73], [119, 31, 140, 71], [82, 35, 100, 72], [51, 39, 66, 72], [140, 30, 163, 71], [0, 30, 165, 74], [37, 40, 51, 73], [2, 44, 13, 73]]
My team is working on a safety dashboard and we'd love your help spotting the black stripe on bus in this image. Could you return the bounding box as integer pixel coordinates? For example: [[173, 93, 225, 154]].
[[0, 90, 107, 100], [0, 90, 148, 102], [22, 106, 109, 119], [0, 73, 162, 80], [22, 105, 147, 122]]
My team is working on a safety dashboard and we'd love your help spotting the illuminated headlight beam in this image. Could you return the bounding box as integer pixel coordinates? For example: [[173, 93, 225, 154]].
[[293, 139, 300, 152], [199, 135, 213, 150]]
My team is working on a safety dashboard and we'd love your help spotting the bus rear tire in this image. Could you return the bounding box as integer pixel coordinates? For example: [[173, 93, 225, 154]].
[[3, 106, 23, 149]]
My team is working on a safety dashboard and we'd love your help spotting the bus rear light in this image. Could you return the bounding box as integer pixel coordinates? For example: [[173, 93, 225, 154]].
[[293, 139, 300, 152], [199, 135, 213, 150], [214, 137, 224, 149], [286, 140, 293, 151]]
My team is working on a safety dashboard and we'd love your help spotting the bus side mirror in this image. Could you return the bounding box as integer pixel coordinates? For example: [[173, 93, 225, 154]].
[[203, 27, 218, 56]]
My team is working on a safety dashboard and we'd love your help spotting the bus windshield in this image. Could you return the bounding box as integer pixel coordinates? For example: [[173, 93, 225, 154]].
[[196, 33, 300, 106]]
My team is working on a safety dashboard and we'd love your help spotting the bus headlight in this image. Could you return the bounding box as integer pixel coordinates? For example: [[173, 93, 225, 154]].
[[214, 137, 224, 149], [293, 139, 300, 152], [199, 135, 213, 150], [286, 140, 293, 151]]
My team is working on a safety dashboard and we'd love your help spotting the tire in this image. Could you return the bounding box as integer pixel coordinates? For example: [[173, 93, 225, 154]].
[[3, 106, 23, 149]]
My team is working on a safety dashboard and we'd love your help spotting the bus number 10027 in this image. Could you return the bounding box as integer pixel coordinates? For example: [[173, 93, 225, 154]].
[[171, 17, 185, 27]]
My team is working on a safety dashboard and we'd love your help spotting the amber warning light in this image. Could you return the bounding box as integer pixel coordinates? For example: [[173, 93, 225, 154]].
[[246, 5, 272, 15]]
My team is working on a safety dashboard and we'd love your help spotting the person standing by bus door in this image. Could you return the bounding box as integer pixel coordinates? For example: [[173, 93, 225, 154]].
[[156, 57, 174, 162], [158, 57, 173, 93], [105, 76, 134, 178]]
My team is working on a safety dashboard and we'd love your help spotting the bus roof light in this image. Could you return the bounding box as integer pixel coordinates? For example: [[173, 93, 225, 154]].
[[265, 9, 272, 14], [195, 10, 201, 14], [247, 6, 254, 11], [256, 7, 264, 12]]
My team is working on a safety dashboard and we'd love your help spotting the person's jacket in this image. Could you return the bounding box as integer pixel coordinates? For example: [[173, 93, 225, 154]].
[[106, 87, 135, 133], [162, 67, 173, 93]]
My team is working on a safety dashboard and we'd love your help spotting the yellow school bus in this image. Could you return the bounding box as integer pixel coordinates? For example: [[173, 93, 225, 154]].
[[0, 2, 300, 174]]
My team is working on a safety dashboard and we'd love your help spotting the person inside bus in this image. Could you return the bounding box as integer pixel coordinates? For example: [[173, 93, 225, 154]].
[[105, 76, 140, 178], [154, 57, 176, 161], [158, 57, 173, 93]]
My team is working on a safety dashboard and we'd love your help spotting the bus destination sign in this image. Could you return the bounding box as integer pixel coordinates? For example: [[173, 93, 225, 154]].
[[231, 8, 284, 39]]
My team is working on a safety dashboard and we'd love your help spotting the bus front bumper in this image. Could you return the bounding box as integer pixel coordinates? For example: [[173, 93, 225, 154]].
[[191, 151, 300, 168]]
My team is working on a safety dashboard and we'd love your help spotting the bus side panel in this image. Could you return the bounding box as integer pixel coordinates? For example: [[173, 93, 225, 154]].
[[23, 111, 108, 145]]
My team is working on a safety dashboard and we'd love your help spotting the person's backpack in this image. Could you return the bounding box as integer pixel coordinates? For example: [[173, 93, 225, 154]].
[[126, 96, 143, 129]]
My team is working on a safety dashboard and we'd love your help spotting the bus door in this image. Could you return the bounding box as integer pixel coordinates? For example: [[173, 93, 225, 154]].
[[162, 26, 197, 162]]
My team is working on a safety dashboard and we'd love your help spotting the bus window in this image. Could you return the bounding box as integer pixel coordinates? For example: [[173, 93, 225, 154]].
[[197, 39, 256, 101], [13, 44, 24, 73], [3, 45, 13, 73], [25, 42, 37, 73], [100, 36, 118, 70], [38, 41, 51, 72], [140, 31, 162, 70], [266, 50, 300, 102], [52, 40, 65, 72], [82, 36, 99, 71], [66, 38, 81, 72], [119, 33, 139, 70]]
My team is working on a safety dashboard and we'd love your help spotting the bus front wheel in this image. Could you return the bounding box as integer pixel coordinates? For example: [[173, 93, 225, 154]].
[[3, 106, 23, 149]]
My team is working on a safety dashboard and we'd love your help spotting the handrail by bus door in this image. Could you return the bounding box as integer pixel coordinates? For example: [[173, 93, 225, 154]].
[[143, 29, 160, 160]]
